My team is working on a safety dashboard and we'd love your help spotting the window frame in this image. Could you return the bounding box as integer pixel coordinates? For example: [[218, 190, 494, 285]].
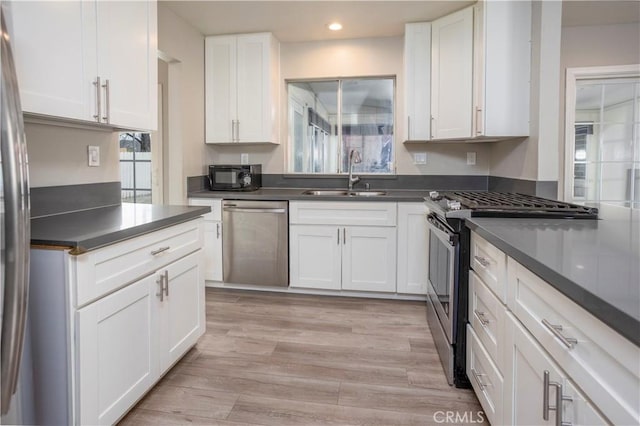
[[564, 64, 640, 208], [286, 76, 397, 175]]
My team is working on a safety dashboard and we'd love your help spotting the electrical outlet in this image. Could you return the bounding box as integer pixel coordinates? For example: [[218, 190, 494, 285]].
[[88, 146, 100, 167], [414, 152, 427, 165], [466, 152, 476, 166], [241, 153, 249, 165]]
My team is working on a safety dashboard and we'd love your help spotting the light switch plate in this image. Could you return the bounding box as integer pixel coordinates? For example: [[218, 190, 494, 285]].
[[466, 152, 476, 165], [88, 146, 100, 167], [414, 152, 427, 165], [241, 153, 249, 165]]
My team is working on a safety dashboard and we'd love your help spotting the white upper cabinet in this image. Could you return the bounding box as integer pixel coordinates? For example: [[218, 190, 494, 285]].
[[473, 0, 531, 138], [403, 22, 431, 141], [430, 6, 474, 140], [12, 1, 97, 123], [205, 32, 280, 144], [428, 1, 531, 141], [12, 0, 157, 131], [95, 0, 158, 131]]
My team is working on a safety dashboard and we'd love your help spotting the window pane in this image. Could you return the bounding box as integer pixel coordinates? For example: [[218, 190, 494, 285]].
[[341, 79, 394, 173], [288, 81, 338, 174]]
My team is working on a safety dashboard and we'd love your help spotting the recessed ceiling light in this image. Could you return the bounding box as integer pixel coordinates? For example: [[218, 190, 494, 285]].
[[328, 22, 343, 31]]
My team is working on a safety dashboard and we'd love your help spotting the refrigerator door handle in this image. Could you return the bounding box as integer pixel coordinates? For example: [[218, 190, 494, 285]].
[[0, 3, 31, 415]]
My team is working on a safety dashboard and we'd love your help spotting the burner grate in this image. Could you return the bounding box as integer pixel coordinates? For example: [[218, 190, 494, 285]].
[[445, 191, 597, 215]]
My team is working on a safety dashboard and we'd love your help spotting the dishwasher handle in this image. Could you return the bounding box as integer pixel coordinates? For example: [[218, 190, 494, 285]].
[[223, 207, 287, 214]]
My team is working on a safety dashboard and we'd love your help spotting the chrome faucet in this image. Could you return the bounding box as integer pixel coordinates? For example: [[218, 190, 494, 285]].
[[348, 149, 362, 191]]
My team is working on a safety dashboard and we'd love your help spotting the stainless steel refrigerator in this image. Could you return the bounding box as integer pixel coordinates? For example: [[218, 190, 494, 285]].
[[0, 0, 32, 422]]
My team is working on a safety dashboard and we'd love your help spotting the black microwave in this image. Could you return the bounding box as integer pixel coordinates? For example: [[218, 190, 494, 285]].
[[208, 164, 262, 191]]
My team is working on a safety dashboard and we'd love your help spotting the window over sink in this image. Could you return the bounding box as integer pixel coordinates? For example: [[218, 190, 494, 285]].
[[287, 77, 395, 175]]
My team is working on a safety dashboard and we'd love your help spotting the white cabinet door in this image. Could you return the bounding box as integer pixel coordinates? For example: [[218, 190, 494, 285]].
[[207, 221, 223, 281], [205, 35, 237, 143], [96, 0, 157, 130], [403, 22, 431, 141], [342, 226, 397, 293], [473, 0, 531, 137], [76, 274, 159, 425], [12, 1, 97, 121], [505, 315, 607, 426], [236, 33, 271, 143], [431, 6, 473, 139], [158, 251, 205, 371], [290, 225, 342, 290], [396, 203, 428, 294]]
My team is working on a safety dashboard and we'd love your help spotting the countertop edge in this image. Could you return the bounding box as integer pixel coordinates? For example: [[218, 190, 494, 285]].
[[187, 188, 429, 202], [31, 207, 210, 253], [466, 220, 640, 347]]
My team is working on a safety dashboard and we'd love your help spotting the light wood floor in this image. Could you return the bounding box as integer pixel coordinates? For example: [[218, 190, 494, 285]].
[[119, 288, 486, 425]]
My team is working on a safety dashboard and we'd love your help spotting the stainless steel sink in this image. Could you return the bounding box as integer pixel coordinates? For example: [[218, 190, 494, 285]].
[[349, 191, 387, 196], [302, 190, 387, 197], [302, 190, 350, 196]]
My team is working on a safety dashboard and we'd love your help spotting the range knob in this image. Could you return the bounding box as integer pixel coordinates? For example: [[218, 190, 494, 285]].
[[429, 191, 440, 200], [448, 201, 462, 210]]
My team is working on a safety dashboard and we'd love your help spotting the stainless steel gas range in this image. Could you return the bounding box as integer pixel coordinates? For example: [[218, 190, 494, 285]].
[[423, 191, 598, 388]]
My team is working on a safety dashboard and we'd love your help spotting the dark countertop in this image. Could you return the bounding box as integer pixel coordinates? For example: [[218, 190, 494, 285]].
[[188, 187, 432, 202], [466, 217, 640, 346], [31, 203, 211, 254]]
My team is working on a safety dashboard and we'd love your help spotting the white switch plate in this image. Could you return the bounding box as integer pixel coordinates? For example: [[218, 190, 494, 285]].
[[414, 152, 427, 165], [241, 153, 249, 165], [88, 146, 100, 167], [466, 151, 476, 165]]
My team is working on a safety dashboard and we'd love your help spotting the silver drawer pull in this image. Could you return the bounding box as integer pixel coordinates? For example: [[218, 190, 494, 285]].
[[542, 319, 578, 349], [474, 255, 491, 267], [474, 309, 490, 326], [471, 368, 488, 390], [156, 275, 164, 302], [163, 270, 169, 297], [543, 370, 573, 426], [151, 246, 170, 256]]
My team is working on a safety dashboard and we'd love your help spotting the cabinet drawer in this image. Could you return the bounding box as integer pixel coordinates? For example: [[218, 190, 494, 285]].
[[188, 198, 222, 221], [470, 232, 506, 302], [469, 271, 506, 371], [507, 257, 639, 426], [289, 201, 397, 226], [467, 325, 504, 426], [74, 219, 204, 307]]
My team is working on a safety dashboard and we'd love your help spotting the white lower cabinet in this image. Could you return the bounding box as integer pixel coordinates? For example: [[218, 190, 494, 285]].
[[289, 224, 396, 292], [396, 203, 428, 295], [467, 230, 634, 426], [77, 274, 159, 426], [289, 202, 397, 293], [189, 198, 223, 281], [505, 313, 607, 426], [29, 218, 205, 425]]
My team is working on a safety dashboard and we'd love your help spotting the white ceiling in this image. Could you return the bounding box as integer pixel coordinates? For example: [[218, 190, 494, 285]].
[[162, 1, 640, 43], [161, 1, 474, 42]]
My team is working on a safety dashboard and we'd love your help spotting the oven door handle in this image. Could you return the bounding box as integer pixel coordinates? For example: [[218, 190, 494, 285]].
[[427, 214, 458, 246]]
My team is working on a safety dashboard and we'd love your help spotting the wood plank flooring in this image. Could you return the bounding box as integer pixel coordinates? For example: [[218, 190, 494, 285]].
[[119, 288, 486, 425]]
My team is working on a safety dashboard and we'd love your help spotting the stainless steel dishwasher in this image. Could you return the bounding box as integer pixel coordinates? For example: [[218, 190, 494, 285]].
[[222, 200, 289, 286]]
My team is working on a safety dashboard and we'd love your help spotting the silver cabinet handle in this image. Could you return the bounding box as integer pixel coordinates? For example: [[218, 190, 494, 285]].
[[343, 228, 346, 245], [151, 246, 170, 256], [543, 371, 572, 426], [224, 207, 286, 214], [231, 119, 236, 142], [156, 274, 164, 302], [475, 107, 483, 135], [474, 309, 490, 326], [236, 120, 240, 142], [164, 270, 169, 297], [216, 223, 221, 239], [474, 255, 490, 267], [337, 228, 340, 245], [101, 79, 110, 123], [542, 319, 578, 349], [93, 76, 101, 121], [430, 115, 434, 139], [407, 116, 411, 140], [471, 368, 487, 391]]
